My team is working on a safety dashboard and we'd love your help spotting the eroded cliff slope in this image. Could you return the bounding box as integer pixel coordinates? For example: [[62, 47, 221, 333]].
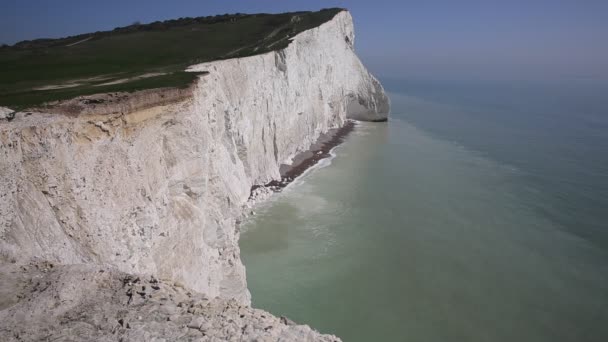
[[0, 262, 340, 341], [0, 10, 388, 340]]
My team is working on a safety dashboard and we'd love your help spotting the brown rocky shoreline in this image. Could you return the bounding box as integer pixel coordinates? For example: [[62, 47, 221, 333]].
[[249, 120, 356, 199]]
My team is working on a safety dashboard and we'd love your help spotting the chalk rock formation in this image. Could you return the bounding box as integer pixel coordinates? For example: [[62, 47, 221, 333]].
[[0, 10, 387, 341], [0, 262, 339, 341], [0, 107, 14, 121]]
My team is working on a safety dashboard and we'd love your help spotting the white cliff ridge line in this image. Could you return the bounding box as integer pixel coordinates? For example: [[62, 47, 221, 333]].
[[0, 9, 389, 311]]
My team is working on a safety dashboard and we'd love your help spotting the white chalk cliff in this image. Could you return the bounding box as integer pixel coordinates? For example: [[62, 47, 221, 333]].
[[0, 10, 388, 340]]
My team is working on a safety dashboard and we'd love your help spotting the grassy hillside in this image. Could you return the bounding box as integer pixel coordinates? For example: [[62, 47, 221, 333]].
[[0, 8, 343, 110]]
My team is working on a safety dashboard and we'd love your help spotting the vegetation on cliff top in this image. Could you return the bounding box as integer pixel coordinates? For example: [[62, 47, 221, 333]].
[[0, 8, 343, 110]]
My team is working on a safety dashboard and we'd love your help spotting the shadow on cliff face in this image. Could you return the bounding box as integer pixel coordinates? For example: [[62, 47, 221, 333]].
[[345, 77, 391, 122]]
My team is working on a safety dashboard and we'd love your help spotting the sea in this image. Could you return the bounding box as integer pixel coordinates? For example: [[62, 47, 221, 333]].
[[239, 78, 608, 341]]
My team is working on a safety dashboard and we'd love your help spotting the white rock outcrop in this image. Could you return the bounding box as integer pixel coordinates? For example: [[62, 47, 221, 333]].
[[0, 262, 339, 341], [0, 10, 387, 339], [0, 107, 14, 120]]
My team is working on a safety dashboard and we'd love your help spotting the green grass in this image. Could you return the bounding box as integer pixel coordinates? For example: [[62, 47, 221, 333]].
[[0, 8, 343, 110]]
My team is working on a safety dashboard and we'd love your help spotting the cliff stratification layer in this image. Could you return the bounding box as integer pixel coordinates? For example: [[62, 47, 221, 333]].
[[0, 10, 388, 340]]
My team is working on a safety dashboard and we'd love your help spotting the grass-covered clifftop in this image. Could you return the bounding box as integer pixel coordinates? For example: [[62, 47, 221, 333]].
[[0, 8, 343, 110]]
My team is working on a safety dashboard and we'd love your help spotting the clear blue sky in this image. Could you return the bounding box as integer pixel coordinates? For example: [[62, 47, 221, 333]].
[[1, 0, 607, 80]]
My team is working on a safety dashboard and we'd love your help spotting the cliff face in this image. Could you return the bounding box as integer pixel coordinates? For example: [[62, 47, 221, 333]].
[[0, 10, 387, 314]]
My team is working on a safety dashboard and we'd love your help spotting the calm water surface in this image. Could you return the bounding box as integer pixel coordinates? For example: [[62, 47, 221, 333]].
[[240, 79, 608, 341]]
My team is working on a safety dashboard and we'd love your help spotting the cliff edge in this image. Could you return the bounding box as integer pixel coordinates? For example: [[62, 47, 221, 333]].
[[0, 10, 388, 341]]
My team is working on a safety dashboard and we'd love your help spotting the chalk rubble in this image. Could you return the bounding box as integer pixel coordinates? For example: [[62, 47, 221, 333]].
[[0, 262, 340, 341]]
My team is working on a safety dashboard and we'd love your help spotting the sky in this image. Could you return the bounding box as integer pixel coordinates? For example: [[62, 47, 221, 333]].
[[1, 0, 607, 81]]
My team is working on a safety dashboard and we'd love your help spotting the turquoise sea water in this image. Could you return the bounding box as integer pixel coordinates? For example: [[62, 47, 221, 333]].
[[240, 79, 608, 341]]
